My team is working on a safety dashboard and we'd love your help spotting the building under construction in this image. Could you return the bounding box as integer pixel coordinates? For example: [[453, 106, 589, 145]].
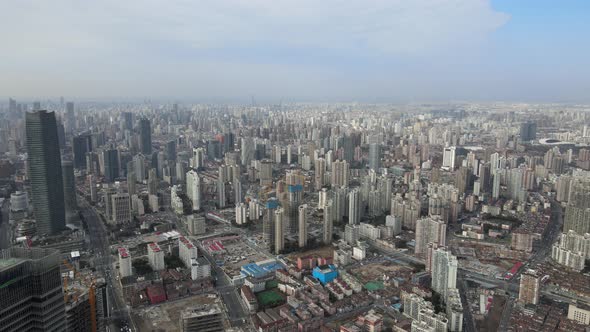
[[0, 247, 66, 332]]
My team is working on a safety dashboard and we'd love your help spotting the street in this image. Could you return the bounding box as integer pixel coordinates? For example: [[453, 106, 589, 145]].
[[79, 198, 136, 332]]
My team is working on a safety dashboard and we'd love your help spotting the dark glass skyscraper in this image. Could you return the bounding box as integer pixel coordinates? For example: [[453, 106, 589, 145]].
[[26, 111, 65, 235], [138, 118, 152, 155]]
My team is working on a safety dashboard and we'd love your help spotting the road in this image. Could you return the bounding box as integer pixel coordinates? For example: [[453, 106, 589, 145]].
[[79, 198, 136, 332], [168, 209, 251, 328], [197, 239, 251, 328]]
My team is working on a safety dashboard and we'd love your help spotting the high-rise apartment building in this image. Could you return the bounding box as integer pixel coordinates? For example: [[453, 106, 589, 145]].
[[26, 111, 65, 235], [298, 204, 308, 248], [415, 215, 447, 256], [348, 188, 361, 225], [563, 178, 590, 235], [274, 208, 285, 254], [518, 269, 541, 305], [148, 243, 165, 271], [431, 248, 458, 299], [331, 160, 349, 188]]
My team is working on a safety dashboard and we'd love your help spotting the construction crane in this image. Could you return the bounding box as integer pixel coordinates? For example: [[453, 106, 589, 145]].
[[62, 259, 98, 332]]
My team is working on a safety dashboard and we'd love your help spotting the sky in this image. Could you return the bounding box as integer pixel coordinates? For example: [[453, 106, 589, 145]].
[[0, 0, 589, 103]]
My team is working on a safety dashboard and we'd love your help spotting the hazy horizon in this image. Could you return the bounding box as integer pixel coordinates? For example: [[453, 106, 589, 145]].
[[2, 0, 589, 102]]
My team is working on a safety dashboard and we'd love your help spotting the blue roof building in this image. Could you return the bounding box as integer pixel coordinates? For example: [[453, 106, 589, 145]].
[[312, 265, 338, 285]]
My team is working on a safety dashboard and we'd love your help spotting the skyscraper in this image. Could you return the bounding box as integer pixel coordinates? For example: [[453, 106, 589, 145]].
[[368, 143, 380, 171], [102, 148, 119, 183], [519, 121, 537, 142], [348, 188, 361, 225], [72, 133, 92, 169], [0, 247, 66, 331], [431, 248, 458, 299], [563, 178, 590, 235], [186, 170, 201, 211], [274, 208, 284, 254], [263, 199, 279, 248], [138, 118, 152, 155], [442, 146, 456, 171], [62, 160, 78, 224], [331, 159, 349, 188], [26, 111, 65, 235], [298, 204, 308, 248], [323, 200, 333, 244], [415, 215, 447, 256]]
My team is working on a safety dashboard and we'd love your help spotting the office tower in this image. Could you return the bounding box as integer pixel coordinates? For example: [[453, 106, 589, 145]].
[[186, 170, 201, 211], [263, 199, 279, 248], [148, 243, 165, 271], [118, 247, 133, 277], [518, 269, 541, 305], [331, 159, 349, 187], [442, 146, 456, 171], [315, 157, 326, 190], [147, 168, 158, 195], [0, 247, 66, 332], [110, 193, 131, 224], [166, 139, 177, 161], [26, 110, 65, 235], [179, 304, 224, 332], [324, 200, 333, 244], [348, 188, 361, 225], [62, 160, 78, 224], [415, 215, 447, 256], [431, 248, 458, 299], [133, 153, 146, 182], [274, 208, 284, 254], [207, 139, 222, 160], [32, 101, 41, 110], [127, 170, 136, 195], [455, 166, 470, 195], [236, 203, 248, 225], [563, 178, 590, 235], [519, 121, 537, 141], [72, 133, 92, 169], [368, 143, 380, 170], [65, 101, 75, 131], [122, 111, 133, 131], [241, 137, 255, 167], [138, 118, 152, 155], [298, 204, 308, 248], [102, 148, 119, 183]]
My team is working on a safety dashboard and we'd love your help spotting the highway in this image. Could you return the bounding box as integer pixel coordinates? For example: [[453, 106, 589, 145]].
[[79, 198, 136, 332]]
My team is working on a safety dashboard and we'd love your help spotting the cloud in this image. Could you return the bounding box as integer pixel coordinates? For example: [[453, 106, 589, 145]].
[[0, 0, 510, 99]]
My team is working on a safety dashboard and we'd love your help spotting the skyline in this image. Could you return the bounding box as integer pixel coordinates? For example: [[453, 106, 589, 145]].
[[1, 0, 590, 102]]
